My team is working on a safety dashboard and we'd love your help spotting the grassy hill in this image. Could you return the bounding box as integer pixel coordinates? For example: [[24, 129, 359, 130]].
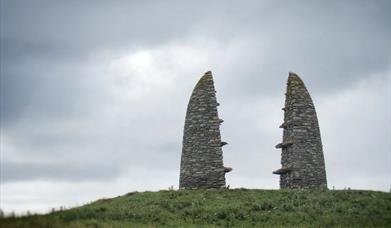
[[1, 189, 390, 227]]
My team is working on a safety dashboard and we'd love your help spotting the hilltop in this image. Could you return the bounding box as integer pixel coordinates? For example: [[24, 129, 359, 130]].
[[1, 189, 390, 227]]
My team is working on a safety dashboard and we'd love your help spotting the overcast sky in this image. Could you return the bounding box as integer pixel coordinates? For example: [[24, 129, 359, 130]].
[[1, 0, 390, 214]]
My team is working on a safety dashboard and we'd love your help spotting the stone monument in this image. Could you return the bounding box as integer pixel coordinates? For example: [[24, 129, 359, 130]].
[[179, 71, 232, 189], [273, 72, 327, 189]]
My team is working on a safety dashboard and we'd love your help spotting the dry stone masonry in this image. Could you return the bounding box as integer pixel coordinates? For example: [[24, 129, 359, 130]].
[[273, 72, 327, 189], [179, 71, 231, 189]]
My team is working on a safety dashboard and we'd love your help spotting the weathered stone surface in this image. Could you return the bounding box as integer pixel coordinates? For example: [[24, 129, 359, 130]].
[[179, 71, 231, 189], [274, 72, 327, 189]]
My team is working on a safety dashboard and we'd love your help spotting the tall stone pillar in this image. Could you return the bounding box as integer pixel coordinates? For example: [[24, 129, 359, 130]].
[[273, 72, 327, 189], [179, 71, 231, 189]]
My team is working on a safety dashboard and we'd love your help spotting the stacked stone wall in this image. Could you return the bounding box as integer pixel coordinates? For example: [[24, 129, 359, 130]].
[[274, 72, 327, 189], [179, 71, 230, 188]]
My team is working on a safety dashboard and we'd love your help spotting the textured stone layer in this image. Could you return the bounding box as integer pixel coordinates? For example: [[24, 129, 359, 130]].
[[179, 71, 230, 189], [274, 72, 327, 189]]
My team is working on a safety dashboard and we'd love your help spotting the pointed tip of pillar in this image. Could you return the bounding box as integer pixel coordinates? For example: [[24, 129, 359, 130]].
[[200, 70, 213, 81], [195, 71, 214, 89], [288, 71, 301, 80], [201, 71, 213, 79], [288, 71, 305, 85]]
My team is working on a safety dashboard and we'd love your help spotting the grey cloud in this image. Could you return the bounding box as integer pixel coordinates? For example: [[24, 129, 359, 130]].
[[216, 1, 390, 98], [2, 0, 389, 95], [0, 161, 123, 182], [0, 0, 389, 191], [1, 0, 206, 51], [0, 66, 108, 128]]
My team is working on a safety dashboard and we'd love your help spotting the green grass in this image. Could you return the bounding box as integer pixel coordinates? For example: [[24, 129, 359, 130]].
[[1, 189, 391, 227]]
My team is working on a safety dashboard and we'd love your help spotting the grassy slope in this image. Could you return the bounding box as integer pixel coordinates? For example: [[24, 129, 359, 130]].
[[1, 189, 391, 227]]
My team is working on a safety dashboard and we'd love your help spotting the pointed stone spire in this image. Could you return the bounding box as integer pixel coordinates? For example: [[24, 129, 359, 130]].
[[179, 71, 231, 189], [273, 72, 327, 189]]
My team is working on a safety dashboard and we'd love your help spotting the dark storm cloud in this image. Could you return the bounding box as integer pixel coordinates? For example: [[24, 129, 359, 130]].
[[2, 0, 389, 96], [0, 0, 390, 186], [215, 0, 390, 98], [0, 0, 205, 50]]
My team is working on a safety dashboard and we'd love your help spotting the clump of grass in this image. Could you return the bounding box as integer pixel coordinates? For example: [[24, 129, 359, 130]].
[[1, 189, 391, 227]]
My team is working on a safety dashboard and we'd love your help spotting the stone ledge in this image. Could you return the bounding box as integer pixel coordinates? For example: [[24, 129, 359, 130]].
[[279, 122, 287, 128], [221, 141, 228, 146], [275, 140, 293, 149], [224, 167, 233, 173], [272, 167, 292, 175]]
